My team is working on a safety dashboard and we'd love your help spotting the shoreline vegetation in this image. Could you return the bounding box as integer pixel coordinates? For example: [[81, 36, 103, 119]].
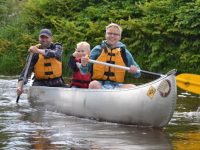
[[0, 0, 199, 76]]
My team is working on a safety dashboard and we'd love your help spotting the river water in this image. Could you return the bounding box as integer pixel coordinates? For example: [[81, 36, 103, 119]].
[[0, 77, 199, 150]]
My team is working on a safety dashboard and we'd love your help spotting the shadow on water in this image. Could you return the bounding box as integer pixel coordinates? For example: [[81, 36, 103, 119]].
[[0, 77, 199, 149]]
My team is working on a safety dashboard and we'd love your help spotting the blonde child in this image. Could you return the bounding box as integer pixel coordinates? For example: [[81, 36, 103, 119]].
[[68, 42, 91, 88]]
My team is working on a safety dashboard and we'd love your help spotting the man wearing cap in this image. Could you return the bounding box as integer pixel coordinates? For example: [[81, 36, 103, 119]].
[[16, 29, 64, 95]]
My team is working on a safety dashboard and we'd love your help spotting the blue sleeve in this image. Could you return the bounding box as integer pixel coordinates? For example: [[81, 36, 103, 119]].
[[125, 49, 141, 78]]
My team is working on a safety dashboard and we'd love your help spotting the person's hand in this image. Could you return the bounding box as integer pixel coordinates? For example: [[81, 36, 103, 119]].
[[81, 56, 89, 67], [29, 46, 38, 53], [16, 87, 23, 96], [16, 81, 23, 96], [128, 65, 138, 73], [72, 51, 80, 58]]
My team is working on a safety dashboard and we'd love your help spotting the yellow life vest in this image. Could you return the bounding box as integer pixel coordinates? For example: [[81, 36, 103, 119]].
[[92, 47, 126, 83], [34, 53, 62, 80]]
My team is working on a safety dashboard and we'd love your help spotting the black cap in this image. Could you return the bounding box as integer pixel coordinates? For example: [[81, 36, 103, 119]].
[[39, 29, 52, 37]]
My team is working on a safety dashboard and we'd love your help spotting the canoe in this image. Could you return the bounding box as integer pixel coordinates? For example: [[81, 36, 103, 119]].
[[28, 69, 177, 127]]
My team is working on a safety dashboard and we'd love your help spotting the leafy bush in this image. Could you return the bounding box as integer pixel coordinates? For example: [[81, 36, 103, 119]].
[[0, 0, 199, 75]]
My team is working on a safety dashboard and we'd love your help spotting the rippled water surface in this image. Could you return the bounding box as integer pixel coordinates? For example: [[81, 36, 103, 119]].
[[0, 77, 199, 150]]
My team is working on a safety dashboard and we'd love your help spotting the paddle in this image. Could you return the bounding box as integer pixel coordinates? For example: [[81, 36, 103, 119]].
[[89, 59, 164, 77], [16, 53, 33, 103], [176, 73, 200, 95], [89, 59, 200, 94]]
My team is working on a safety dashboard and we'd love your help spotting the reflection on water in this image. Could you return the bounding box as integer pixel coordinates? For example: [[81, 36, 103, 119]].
[[23, 111, 172, 149], [166, 90, 200, 150], [173, 132, 200, 150], [0, 78, 199, 149]]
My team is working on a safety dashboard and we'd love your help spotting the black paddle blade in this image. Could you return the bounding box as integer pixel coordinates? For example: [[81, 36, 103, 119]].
[[16, 95, 20, 103]]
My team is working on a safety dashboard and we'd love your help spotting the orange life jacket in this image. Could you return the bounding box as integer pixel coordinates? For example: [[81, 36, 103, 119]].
[[92, 47, 126, 83], [34, 53, 62, 79]]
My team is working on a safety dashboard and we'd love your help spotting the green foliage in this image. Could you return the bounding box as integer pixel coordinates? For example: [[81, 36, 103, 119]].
[[0, 53, 20, 75], [124, 0, 200, 73], [0, 39, 12, 57], [0, 0, 200, 75]]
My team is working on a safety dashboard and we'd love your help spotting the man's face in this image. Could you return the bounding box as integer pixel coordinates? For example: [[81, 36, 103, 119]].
[[105, 27, 121, 47], [39, 35, 52, 48]]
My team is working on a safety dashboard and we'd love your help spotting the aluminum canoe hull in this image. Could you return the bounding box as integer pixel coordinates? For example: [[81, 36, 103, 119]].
[[28, 70, 177, 127]]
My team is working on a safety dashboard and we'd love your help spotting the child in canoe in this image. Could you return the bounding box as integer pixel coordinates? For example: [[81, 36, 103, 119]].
[[68, 41, 91, 88]]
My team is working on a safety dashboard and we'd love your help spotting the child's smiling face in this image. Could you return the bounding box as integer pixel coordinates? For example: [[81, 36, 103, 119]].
[[76, 45, 90, 58]]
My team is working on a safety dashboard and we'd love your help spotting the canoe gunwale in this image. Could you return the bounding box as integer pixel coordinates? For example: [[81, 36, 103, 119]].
[[28, 69, 177, 127]]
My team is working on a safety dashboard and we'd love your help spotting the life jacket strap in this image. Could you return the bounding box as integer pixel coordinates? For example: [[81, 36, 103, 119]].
[[104, 72, 115, 77], [45, 72, 53, 75]]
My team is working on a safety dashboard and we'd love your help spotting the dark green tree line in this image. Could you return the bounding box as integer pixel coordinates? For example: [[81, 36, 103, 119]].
[[0, 0, 199, 75]]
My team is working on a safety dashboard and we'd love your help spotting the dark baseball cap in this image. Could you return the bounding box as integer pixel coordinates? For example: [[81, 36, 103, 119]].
[[39, 29, 52, 37]]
